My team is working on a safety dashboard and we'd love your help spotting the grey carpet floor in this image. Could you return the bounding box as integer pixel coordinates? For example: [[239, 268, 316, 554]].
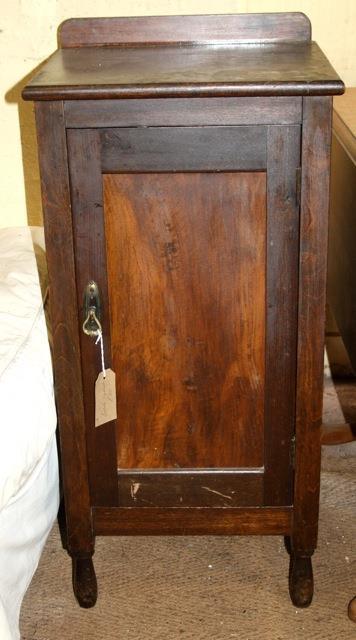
[[20, 462, 356, 640], [20, 369, 356, 640]]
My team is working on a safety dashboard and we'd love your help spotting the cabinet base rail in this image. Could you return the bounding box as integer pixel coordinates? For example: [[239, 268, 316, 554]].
[[92, 506, 292, 536]]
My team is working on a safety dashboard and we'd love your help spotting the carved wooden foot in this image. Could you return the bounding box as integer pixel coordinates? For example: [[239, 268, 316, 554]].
[[72, 556, 98, 608], [289, 554, 314, 608]]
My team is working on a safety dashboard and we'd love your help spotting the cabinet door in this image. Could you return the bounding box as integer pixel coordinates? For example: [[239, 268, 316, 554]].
[[68, 124, 300, 509]]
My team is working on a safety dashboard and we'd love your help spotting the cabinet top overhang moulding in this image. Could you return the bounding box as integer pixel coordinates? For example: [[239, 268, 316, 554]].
[[22, 13, 344, 101]]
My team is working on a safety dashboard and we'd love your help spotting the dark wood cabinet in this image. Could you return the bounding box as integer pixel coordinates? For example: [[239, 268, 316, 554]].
[[23, 12, 344, 609]]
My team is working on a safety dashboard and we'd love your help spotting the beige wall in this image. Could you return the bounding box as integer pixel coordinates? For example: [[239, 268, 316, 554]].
[[1, 0, 355, 227]]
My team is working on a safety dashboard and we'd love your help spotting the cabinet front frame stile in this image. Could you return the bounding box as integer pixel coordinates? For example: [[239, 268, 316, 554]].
[[293, 96, 333, 555], [34, 101, 94, 558], [66, 127, 118, 507]]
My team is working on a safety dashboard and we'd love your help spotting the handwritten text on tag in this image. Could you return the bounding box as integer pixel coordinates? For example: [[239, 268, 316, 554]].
[[95, 368, 117, 427]]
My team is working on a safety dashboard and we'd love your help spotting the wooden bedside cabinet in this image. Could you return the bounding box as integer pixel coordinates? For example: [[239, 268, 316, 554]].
[[22, 12, 344, 609]]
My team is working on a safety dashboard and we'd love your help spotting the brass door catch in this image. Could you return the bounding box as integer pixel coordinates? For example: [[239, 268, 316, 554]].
[[83, 280, 102, 337]]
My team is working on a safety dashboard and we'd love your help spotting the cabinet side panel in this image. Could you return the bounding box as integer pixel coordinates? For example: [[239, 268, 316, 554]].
[[34, 102, 93, 553], [104, 172, 266, 469], [293, 96, 332, 553]]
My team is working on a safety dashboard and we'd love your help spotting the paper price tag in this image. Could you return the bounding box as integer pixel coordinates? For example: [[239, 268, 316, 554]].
[[95, 368, 117, 427]]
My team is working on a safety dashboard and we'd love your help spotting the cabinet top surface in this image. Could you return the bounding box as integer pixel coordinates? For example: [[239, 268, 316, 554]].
[[22, 14, 344, 101], [22, 43, 343, 101]]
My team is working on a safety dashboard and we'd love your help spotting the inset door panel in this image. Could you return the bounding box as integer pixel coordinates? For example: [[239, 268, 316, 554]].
[[104, 172, 266, 469]]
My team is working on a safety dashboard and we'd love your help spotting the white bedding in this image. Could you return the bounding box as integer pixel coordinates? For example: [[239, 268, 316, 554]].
[[0, 227, 59, 640], [0, 436, 58, 640]]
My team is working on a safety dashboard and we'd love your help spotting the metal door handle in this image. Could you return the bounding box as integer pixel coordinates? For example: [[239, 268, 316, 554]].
[[83, 280, 102, 337]]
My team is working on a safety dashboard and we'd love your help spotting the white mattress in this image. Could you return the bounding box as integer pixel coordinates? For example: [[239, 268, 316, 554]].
[[0, 435, 58, 640], [0, 227, 57, 510], [0, 226, 59, 640]]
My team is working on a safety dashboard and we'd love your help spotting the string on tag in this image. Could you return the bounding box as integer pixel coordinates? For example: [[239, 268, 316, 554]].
[[95, 330, 106, 378]]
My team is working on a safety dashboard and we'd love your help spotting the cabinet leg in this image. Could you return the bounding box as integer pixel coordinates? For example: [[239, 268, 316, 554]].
[[288, 554, 314, 608], [72, 555, 98, 608]]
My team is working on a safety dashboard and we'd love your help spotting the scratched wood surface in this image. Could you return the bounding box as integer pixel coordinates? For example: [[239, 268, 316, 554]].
[[104, 172, 266, 469], [117, 470, 264, 507]]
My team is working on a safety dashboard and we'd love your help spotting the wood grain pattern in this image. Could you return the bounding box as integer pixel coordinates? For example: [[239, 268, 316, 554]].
[[93, 506, 292, 536], [104, 172, 266, 469], [117, 469, 263, 507], [100, 126, 266, 173], [34, 102, 93, 554], [22, 42, 344, 102], [263, 125, 301, 506], [64, 97, 302, 128], [293, 96, 332, 554], [59, 13, 311, 48], [67, 129, 118, 507]]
